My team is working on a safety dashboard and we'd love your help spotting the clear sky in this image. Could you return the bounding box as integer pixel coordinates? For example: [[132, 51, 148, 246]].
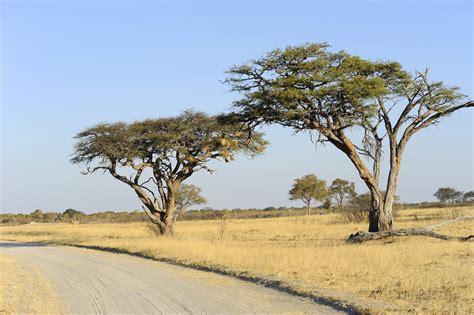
[[1, 0, 472, 214]]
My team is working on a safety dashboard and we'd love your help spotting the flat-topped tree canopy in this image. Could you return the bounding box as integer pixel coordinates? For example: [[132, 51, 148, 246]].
[[225, 43, 410, 132], [72, 110, 267, 235], [225, 43, 472, 232]]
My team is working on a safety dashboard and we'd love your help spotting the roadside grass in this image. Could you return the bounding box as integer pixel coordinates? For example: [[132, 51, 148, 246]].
[[1, 206, 472, 314], [0, 254, 63, 314]]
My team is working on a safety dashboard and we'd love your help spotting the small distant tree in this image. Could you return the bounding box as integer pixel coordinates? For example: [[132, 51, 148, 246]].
[[329, 178, 357, 210], [340, 193, 371, 223], [215, 212, 228, 239], [321, 198, 332, 210], [72, 111, 266, 235], [289, 174, 328, 215], [30, 209, 44, 222], [62, 208, 85, 222], [174, 184, 207, 221], [350, 193, 371, 210], [434, 187, 463, 203], [42, 212, 61, 222], [340, 191, 401, 223], [463, 191, 474, 202]]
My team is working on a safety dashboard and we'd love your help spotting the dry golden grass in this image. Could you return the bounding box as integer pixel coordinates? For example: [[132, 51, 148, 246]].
[[0, 254, 63, 314], [1, 206, 473, 313]]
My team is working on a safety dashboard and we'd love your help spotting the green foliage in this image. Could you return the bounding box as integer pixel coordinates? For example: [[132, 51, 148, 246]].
[[434, 187, 463, 203], [289, 174, 329, 207], [72, 111, 267, 168], [329, 178, 356, 208], [30, 209, 44, 221], [321, 198, 332, 210], [463, 191, 474, 202], [338, 193, 371, 223], [349, 193, 371, 211], [225, 43, 409, 133], [62, 209, 85, 220], [225, 43, 467, 137], [175, 184, 207, 213]]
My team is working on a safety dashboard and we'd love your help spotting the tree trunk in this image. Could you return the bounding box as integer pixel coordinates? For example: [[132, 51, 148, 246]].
[[306, 201, 311, 216], [368, 196, 394, 232], [335, 197, 342, 212], [379, 199, 394, 231], [140, 195, 176, 236], [156, 217, 174, 236], [368, 205, 380, 232], [329, 132, 385, 231], [368, 189, 384, 232], [160, 183, 177, 236], [378, 141, 402, 232]]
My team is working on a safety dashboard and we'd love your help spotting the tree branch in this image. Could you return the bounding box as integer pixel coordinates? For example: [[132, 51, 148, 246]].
[[347, 228, 473, 243], [347, 216, 474, 243]]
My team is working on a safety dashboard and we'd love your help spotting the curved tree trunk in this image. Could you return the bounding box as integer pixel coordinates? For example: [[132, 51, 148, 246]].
[[157, 215, 175, 236], [140, 186, 177, 236], [144, 209, 175, 236], [329, 132, 387, 232]]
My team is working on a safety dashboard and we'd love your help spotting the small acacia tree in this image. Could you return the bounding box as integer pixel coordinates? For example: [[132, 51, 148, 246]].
[[62, 209, 85, 222], [72, 111, 266, 235], [225, 43, 472, 232], [342, 193, 371, 223], [463, 191, 474, 202], [289, 174, 328, 215], [330, 178, 357, 210], [30, 209, 44, 222], [434, 187, 463, 203], [174, 184, 207, 220]]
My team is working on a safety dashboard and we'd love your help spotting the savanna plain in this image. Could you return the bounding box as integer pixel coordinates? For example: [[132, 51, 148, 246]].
[[1, 206, 472, 314]]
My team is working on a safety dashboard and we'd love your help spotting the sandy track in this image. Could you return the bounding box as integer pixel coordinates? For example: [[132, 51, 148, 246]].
[[0, 253, 62, 314], [0, 242, 344, 314]]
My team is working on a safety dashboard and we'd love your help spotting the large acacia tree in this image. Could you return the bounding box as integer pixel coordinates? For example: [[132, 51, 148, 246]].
[[225, 43, 472, 232], [72, 111, 266, 235]]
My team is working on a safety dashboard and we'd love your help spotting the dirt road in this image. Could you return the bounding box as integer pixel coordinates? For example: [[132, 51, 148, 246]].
[[0, 242, 345, 314]]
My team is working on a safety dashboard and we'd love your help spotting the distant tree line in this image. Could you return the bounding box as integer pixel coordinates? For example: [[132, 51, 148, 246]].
[[3, 183, 471, 225], [0, 208, 150, 225], [0, 207, 313, 225]]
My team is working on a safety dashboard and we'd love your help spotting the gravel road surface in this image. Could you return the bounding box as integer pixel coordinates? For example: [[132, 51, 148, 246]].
[[0, 242, 345, 314]]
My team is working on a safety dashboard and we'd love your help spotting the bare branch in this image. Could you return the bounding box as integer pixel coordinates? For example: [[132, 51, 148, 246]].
[[80, 166, 110, 175]]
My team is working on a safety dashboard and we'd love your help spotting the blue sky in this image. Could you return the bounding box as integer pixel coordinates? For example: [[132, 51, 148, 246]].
[[1, 1, 472, 213]]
